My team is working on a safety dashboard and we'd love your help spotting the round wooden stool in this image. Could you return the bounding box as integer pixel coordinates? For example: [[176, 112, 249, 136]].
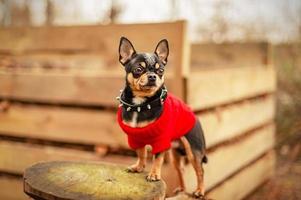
[[23, 161, 166, 200]]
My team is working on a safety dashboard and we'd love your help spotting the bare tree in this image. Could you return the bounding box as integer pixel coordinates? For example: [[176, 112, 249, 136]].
[[0, 0, 11, 26], [197, 1, 230, 42], [46, 0, 54, 26], [105, 0, 122, 24]]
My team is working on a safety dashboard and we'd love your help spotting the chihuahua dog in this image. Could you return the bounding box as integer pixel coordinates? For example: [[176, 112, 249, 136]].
[[117, 37, 207, 199]]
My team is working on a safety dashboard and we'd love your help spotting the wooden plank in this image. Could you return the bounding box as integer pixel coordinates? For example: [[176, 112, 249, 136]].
[[173, 21, 189, 99], [0, 141, 102, 174], [0, 21, 184, 54], [0, 53, 122, 72], [187, 66, 276, 110], [0, 123, 274, 197], [191, 42, 268, 69], [0, 103, 127, 147], [0, 70, 178, 107], [0, 177, 29, 200], [0, 21, 187, 98], [0, 66, 276, 109], [201, 95, 275, 147], [178, 21, 190, 77], [0, 96, 273, 148], [183, 124, 275, 193], [0, 70, 123, 106], [207, 151, 275, 200]]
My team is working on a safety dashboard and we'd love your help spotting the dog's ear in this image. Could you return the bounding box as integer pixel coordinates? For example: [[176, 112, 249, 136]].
[[119, 37, 136, 65], [154, 39, 169, 64]]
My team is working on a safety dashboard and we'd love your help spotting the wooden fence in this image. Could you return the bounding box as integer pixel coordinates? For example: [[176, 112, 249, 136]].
[[0, 21, 276, 200]]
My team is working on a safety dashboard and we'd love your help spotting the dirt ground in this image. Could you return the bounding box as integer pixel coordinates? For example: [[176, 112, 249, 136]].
[[246, 132, 301, 200]]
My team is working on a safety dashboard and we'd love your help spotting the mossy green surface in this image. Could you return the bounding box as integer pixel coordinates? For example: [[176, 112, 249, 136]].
[[24, 161, 165, 200]]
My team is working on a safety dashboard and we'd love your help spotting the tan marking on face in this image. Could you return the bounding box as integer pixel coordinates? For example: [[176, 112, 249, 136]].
[[140, 62, 146, 68], [137, 73, 148, 86], [155, 63, 160, 69], [127, 73, 164, 98], [127, 73, 143, 91], [126, 73, 138, 89], [157, 74, 164, 88]]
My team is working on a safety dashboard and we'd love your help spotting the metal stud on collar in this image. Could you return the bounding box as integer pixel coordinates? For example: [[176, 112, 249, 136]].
[[116, 87, 168, 112]]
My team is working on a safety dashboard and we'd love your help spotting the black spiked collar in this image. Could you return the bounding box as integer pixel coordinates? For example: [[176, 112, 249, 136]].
[[116, 87, 168, 112]]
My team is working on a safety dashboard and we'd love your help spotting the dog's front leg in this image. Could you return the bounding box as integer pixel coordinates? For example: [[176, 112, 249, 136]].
[[127, 146, 147, 173], [146, 151, 165, 181]]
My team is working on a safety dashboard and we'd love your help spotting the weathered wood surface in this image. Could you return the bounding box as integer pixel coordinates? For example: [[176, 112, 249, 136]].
[[0, 21, 188, 98], [0, 96, 274, 148], [23, 161, 166, 200], [0, 141, 102, 174], [0, 98, 273, 150], [0, 175, 193, 200], [2, 150, 275, 200], [0, 177, 29, 200], [0, 21, 182, 49], [0, 70, 178, 107], [191, 42, 269, 69], [0, 65, 275, 109], [187, 66, 276, 110], [0, 124, 274, 194], [201, 95, 275, 147], [0, 53, 112, 71], [207, 151, 275, 200], [0, 103, 127, 147]]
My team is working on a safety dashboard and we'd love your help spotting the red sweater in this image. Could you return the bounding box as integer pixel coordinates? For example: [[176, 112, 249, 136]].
[[117, 94, 196, 154]]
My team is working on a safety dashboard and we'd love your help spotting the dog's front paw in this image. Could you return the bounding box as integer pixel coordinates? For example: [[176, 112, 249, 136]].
[[126, 164, 145, 173], [146, 172, 161, 182], [193, 189, 206, 199]]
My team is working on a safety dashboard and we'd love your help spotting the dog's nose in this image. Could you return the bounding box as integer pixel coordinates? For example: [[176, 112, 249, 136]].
[[148, 75, 157, 82]]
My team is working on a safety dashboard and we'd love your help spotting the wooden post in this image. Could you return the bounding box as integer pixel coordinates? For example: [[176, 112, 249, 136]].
[[23, 161, 166, 200], [173, 20, 190, 101]]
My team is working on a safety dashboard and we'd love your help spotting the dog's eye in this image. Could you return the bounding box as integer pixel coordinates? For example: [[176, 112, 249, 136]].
[[133, 67, 144, 74], [157, 68, 164, 75]]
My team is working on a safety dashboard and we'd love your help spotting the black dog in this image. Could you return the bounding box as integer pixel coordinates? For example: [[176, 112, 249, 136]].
[[117, 37, 207, 198]]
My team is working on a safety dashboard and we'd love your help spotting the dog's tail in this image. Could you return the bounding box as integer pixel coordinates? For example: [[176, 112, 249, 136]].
[[202, 155, 208, 164]]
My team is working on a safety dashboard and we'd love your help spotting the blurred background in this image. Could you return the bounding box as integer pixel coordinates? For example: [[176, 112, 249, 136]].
[[0, 0, 300, 200], [1, 0, 301, 43]]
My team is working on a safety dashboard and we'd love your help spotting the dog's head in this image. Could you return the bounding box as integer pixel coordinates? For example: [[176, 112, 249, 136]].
[[118, 37, 169, 97]]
